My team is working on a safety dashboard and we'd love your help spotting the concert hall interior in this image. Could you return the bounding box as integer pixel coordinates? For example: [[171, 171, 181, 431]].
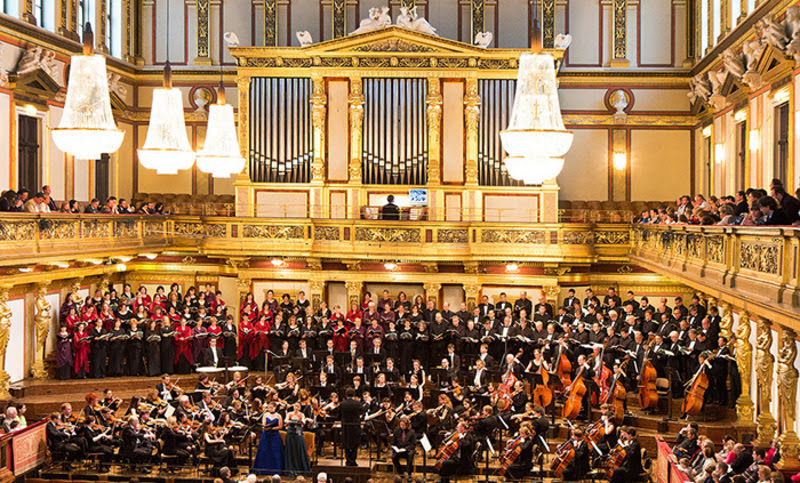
[[1, 0, 800, 482]]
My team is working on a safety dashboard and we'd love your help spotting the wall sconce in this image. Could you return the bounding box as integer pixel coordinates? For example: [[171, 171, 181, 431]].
[[613, 152, 627, 170], [734, 109, 747, 122], [772, 88, 790, 105], [702, 125, 712, 138], [749, 130, 760, 151], [715, 144, 725, 163], [24, 104, 38, 116]]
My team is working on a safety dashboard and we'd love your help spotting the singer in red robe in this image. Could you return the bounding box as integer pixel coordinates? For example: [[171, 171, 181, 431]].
[[237, 318, 254, 366], [251, 315, 271, 370], [72, 323, 91, 378], [174, 319, 194, 374]]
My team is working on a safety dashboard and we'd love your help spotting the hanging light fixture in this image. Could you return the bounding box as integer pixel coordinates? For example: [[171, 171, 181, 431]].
[[500, 18, 572, 185], [196, 81, 245, 177], [138, 1, 194, 174], [52, 23, 124, 160]]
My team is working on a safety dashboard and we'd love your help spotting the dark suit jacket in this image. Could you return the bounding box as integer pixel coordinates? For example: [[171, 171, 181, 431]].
[[764, 209, 790, 225], [340, 398, 363, 449], [391, 428, 417, 453], [203, 347, 223, 367]]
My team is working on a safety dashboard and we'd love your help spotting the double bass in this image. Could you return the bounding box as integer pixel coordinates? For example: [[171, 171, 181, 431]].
[[561, 363, 587, 420], [532, 362, 553, 408], [550, 439, 575, 478], [681, 356, 711, 416], [554, 339, 573, 387], [638, 343, 658, 410]]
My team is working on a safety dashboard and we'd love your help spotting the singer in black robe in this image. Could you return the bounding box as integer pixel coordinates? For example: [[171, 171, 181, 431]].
[[145, 322, 161, 376], [126, 323, 144, 376], [107, 324, 126, 377], [159, 321, 175, 374], [89, 322, 107, 378]]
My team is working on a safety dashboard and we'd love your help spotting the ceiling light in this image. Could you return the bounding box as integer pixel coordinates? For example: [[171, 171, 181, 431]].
[[116, 256, 133, 262], [271, 258, 287, 268], [505, 263, 520, 273], [702, 125, 712, 138], [140, 253, 158, 260], [196, 84, 246, 178], [500, 27, 572, 185], [55, 262, 70, 269], [383, 261, 399, 271], [51, 23, 124, 159]]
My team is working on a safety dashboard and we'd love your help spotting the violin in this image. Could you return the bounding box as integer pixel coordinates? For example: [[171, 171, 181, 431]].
[[498, 435, 523, 476], [551, 439, 576, 478], [638, 343, 658, 410], [681, 356, 712, 416]]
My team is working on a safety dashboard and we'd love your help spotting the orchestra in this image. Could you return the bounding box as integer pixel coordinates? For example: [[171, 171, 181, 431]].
[[42, 285, 740, 480]]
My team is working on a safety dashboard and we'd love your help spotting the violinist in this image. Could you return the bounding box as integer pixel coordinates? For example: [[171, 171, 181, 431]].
[[472, 405, 498, 441], [199, 391, 220, 422], [503, 425, 535, 480], [510, 380, 528, 413], [156, 374, 182, 402], [225, 370, 247, 393], [437, 422, 476, 483], [609, 427, 644, 483], [81, 415, 114, 472], [120, 415, 156, 473], [426, 393, 454, 448], [469, 359, 488, 397], [561, 428, 590, 481], [529, 405, 549, 449], [391, 416, 417, 477], [85, 392, 102, 420], [162, 415, 196, 466], [196, 374, 220, 395], [46, 412, 84, 469], [202, 420, 237, 473], [476, 343, 496, 371]]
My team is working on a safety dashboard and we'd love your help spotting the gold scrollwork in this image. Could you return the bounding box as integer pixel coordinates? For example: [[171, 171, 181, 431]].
[[264, 0, 277, 46], [672, 232, 686, 255], [353, 40, 436, 53], [41, 220, 77, 240], [332, 0, 346, 39], [707, 235, 725, 264], [197, 0, 210, 56], [740, 242, 780, 275], [143, 221, 165, 238], [481, 230, 546, 244], [314, 226, 340, 241], [541, 0, 555, 48], [242, 225, 304, 239], [354, 227, 420, 243], [437, 229, 468, 244], [562, 231, 594, 245], [593, 230, 630, 245], [613, 0, 627, 59], [687, 233, 703, 259], [81, 220, 112, 238], [114, 220, 139, 238]]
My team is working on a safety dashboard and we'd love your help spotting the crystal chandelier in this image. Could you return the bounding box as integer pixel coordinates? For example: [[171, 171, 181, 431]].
[[196, 84, 246, 177], [52, 24, 124, 160], [500, 25, 572, 185], [138, 0, 194, 174]]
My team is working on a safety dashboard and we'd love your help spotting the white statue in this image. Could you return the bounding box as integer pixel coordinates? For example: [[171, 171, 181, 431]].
[[40, 50, 57, 78], [296, 31, 313, 46], [193, 87, 212, 114], [107, 72, 128, 98], [474, 32, 493, 48], [223, 32, 240, 47], [722, 47, 745, 78], [16, 46, 58, 78], [351, 7, 391, 35], [554, 33, 572, 49], [785, 7, 800, 61], [708, 69, 727, 110], [397, 6, 437, 36], [758, 16, 789, 50], [743, 35, 765, 72], [610, 90, 628, 115], [687, 73, 711, 104]]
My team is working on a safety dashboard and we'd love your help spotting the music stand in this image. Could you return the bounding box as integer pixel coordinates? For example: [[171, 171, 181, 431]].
[[313, 350, 328, 371]]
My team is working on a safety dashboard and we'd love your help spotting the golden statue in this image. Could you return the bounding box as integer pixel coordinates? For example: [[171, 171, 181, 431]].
[[0, 288, 12, 398], [735, 315, 752, 398], [719, 302, 733, 339], [32, 285, 51, 378], [777, 329, 798, 429], [755, 318, 774, 412]]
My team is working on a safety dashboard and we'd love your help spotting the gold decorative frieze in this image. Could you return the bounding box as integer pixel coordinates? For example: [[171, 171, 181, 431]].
[[0, 221, 36, 241], [437, 229, 469, 244], [593, 230, 629, 245], [541, 0, 555, 48], [265, 0, 277, 46], [114, 220, 139, 238], [242, 225, 304, 239], [143, 221, 166, 238], [354, 40, 436, 52], [41, 220, 78, 240], [687, 233, 703, 259], [707, 235, 725, 264], [314, 226, 340, 241], [81, 220, 112, 238], [196, 0, 211, 62], [470, 0, 484, 45], [611, 0, 627, 62], [562, 231, 594, 245], [354, 227, 420, 243], [174, 222, 226, 238], [481, 230, 546, 244], [740, 241, 780, 275], [332, 0, 346, 39]]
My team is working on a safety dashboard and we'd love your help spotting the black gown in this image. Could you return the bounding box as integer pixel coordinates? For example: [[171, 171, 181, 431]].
[[126, 329, 144, 376], [145, 329, 161, 376], [108, 329, 126, 377], [160, 326, 175, 374], [89, 327, 107, 378]]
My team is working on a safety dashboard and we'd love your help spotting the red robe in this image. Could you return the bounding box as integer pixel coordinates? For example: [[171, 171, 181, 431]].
[[72, 330, 91, 374], [251, 319, 271, 360], [333, 323, 349, 352], [174, 325, 194, 364], [240, 301, 258, 319], [237, 320, 254, 360], [65, 314, 80, 334], [207, 325, 223, 348], [346, 310, 363, 324], [99, 312, 116, 331]]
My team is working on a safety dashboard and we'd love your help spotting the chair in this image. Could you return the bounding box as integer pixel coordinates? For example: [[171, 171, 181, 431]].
[[656, 377, 671, 413]]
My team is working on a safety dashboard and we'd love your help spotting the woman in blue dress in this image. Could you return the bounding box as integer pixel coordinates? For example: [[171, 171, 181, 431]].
[[253, 402, 284, 475], [284, 403, 311, 476]]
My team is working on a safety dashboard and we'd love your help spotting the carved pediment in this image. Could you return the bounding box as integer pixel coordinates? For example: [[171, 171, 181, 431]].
[[756, 44, 794, 84], [690, 97, 710, 116], [307, 27, 487, 55], [719, 71, 747, 100], [9, 68, 61, 101]]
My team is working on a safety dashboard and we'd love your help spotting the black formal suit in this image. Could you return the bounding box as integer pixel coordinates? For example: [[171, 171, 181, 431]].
[[515, 299, 533, 316], [562, 438, 590, 480], [477, 352, 495, 371], [120, 425, 153, 465], [534, 302, 553, 318], [610, 439, 644, 482], [505, 437, 535, 479], [438, 433, 476, 483], [391, 427, 417, 474], [204, 346, 224, 367], [340, 397, 362, 466], [496, 301, 513, 313], [764, 209, 790, 225], [46, 421, 83, 460], [563, 296, 579, 308], [155, 382, 180, 402], [470, 368, 488, 393], [445, 352, 461, 371]]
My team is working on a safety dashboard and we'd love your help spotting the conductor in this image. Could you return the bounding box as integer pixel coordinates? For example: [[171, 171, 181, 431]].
[[340, 387, 362, 466]]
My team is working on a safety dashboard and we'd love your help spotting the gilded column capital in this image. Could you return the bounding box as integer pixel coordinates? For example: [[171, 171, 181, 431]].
[[71, 278, 84, 296], [735, 312, 754, 423], [755, 316, 777, 447], [463, 284, 481, 298], [776, 327, 799, 470], [236, 278, 252, 291], [348, 79, 365, 183], [426, 79, 443, 185], [0, 287, 12, 399], [309, 279, 326, 292], [345, 280, 363, 293], [424, 282, 442, 293], [464, 78, 480, 185]]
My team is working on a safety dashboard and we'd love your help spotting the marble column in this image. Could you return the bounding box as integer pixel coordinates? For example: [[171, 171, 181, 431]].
[[754, 317, 777, 447], [31, 283, 51, 379]]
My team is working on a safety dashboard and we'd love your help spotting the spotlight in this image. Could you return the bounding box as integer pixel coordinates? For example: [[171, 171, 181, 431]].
[[505, 263, 519, 273], [116, 263, 127, 271], [384, 261, 399, 271], [271, 258, 287, 268], [116, 256, 133, 263]]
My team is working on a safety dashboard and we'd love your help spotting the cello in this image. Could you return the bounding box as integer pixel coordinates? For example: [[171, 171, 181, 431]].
[[550, 439, 576, 478], [498, 434, 523, 476], [638, 342, 658, 410], [434, 427, 472, 470], [605, 442, 627, 479], [561, 363, 587, 420], [681, 355, 711, 416], [600, 356, 630, 424]]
